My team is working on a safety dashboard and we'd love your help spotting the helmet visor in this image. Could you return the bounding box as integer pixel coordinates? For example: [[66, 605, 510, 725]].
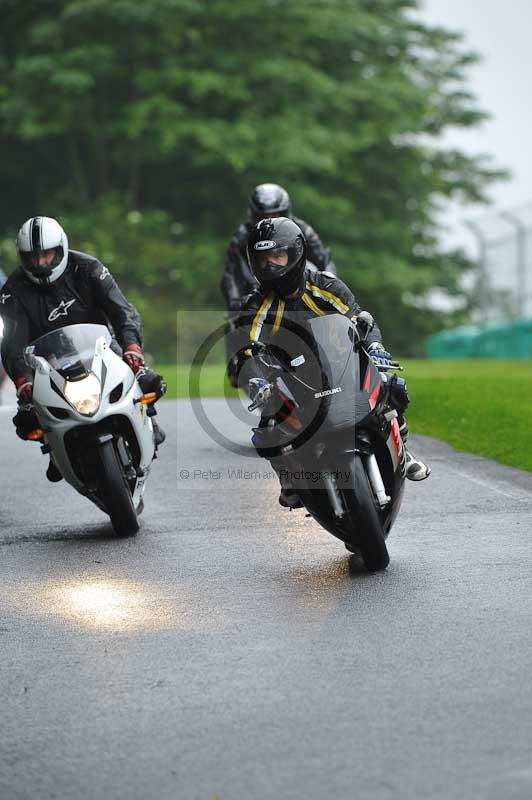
[[21, 246, 64, 277], [250, 240, 303, 280], [252, 247, 290, 278]]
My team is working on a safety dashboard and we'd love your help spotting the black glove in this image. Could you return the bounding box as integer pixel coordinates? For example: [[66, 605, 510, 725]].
[[389, 375, 410, 414], [12, 404, 40, 440]]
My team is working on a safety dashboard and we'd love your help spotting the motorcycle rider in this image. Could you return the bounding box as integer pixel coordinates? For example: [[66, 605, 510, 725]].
[[221, 182, 336, 312], [0, 216, 166, 482], [239, 217, 430, 508]]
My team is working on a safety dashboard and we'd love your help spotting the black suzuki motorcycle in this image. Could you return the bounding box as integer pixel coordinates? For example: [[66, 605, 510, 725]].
[[247, 313, 406, 571]]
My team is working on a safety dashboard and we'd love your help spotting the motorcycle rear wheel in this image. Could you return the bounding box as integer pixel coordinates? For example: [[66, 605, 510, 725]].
[[341, 454, 389, 571], [98, 439, 139, 537]]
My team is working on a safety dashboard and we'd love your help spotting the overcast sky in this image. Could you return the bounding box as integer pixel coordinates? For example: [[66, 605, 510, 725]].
[[419, 0, 532, 248]]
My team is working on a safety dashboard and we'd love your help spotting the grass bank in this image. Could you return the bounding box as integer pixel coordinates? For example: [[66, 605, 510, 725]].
[[156, 364, 238, 401], [403, 360, 531, 471], [169, 360, 532, 472]]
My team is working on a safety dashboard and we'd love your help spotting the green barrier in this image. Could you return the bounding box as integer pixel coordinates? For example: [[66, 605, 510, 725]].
[[426, 318, 532, 359], [425, 325, 480, 359]]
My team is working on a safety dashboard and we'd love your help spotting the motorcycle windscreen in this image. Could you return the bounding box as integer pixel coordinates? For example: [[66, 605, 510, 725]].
[[306, 315, 359, 431], [271, 314, 358, 444], [26, 323, 112, 377]]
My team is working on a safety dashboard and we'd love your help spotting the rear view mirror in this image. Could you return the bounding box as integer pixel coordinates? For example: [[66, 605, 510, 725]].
[[357, 311, 375, 335]]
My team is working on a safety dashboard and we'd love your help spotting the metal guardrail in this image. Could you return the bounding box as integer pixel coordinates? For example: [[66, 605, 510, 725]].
[[426, 203, 532, 358], [466, 203, 532, 322]]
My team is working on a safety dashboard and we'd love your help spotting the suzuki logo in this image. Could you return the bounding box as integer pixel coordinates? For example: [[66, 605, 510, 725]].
[[314, 387, 342, 398], [48, 299, 76, 322]]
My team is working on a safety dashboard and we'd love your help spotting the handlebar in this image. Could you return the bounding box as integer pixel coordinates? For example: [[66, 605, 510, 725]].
[[377, 360, 404, 372]]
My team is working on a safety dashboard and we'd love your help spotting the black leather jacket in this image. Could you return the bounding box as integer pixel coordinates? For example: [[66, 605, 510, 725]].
[[221, 215, 337, 310], [0, 250, 142, 383], [241, 266, 382, 350], [235, 267, 383, 395]]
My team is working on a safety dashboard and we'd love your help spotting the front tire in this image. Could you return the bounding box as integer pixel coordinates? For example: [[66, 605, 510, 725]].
[[98, 439, 139, 537], [342, 454, 389, 571]]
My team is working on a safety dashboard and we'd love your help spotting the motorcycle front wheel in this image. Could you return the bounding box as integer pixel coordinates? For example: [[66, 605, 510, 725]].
[[341, 454, 389, 571], [98, 439, 139, 537]]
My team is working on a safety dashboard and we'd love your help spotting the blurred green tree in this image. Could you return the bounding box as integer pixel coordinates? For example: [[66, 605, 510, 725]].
[[0, 0, 505, 357]]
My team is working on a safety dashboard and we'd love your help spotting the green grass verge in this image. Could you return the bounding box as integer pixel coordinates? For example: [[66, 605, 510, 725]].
[[168, 360, 532, 472], [157, 364, 239, 400], [404, 359, 532, 471]]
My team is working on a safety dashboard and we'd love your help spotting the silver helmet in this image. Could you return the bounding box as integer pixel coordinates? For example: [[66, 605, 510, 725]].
[[248, 183, 291, 224]]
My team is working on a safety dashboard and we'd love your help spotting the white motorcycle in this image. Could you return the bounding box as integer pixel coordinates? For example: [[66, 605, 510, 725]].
[[24, 323, 158, 536]]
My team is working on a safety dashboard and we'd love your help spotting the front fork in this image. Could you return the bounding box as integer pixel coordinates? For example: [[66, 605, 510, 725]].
[[362, 453, 391, 507], [321, 451, 390, 519], [323, 473, 345, 518]]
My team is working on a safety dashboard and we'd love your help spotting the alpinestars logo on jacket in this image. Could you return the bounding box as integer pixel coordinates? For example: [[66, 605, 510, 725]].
[[48, 299, 76, 322]]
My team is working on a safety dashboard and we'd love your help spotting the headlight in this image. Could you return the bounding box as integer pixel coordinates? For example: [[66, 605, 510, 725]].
[[64, 374, 101, 416]]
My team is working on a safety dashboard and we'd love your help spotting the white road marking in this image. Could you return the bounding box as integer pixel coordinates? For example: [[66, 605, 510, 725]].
[[440, 460, 532, 501]]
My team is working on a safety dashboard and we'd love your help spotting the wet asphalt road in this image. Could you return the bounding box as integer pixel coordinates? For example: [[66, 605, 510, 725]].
[[1, 393, 532, 800]]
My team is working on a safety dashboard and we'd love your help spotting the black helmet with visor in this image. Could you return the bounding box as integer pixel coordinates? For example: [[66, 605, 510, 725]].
[[247, 217, 306, 298]]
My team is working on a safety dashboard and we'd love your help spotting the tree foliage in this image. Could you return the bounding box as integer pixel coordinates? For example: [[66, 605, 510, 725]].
[[0, 0, 505, 357]]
